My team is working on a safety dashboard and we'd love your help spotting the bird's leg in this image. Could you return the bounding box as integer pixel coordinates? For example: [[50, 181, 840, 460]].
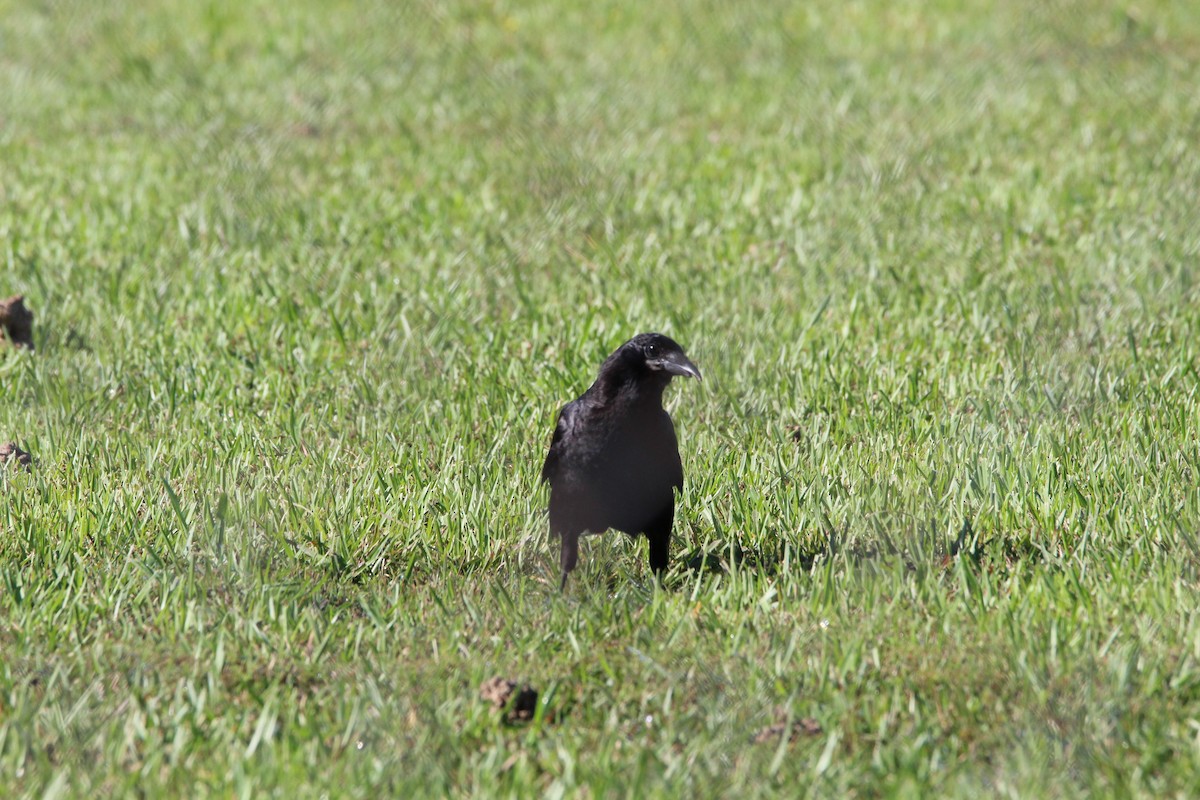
[[646, 506, 673, 584], [559, 529, 580, 591]]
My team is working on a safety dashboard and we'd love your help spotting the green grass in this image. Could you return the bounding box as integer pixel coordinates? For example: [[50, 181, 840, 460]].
[[2, 0, 1200, 795]]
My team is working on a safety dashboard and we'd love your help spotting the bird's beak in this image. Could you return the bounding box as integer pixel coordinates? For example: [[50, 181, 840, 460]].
[[662, 355, 702, 381]]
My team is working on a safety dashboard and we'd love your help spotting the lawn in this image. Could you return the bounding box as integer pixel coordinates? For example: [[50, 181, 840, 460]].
[[2, 0, 1200, 796]]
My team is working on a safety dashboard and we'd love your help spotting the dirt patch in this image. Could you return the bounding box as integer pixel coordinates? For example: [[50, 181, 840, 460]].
[[752, 714, 823, 744], [0, 442, 32, 471], [479, 676, 538, 723], [0, 295, 34, 350]]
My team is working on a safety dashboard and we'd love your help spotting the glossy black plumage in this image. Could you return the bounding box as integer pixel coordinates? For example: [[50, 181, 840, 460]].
[[541, 333, 701, 589]]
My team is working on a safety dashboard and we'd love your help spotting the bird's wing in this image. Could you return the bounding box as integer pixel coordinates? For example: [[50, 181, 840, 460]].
[[540, 401, 578, 484], [660, 409, 684, 491]]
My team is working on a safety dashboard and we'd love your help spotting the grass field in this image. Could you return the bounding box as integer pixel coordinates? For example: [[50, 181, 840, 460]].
[[3, 0, 1200, 796]]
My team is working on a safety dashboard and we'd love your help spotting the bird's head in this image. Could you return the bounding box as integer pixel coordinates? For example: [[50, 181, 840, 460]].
[[616, 332, 702, 383]]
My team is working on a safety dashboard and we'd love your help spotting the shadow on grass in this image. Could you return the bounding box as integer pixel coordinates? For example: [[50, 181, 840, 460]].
[[677, 517, 1068, 581]]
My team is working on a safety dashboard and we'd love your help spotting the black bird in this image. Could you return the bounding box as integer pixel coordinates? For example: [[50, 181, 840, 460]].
[[541, 333, 702, 589]]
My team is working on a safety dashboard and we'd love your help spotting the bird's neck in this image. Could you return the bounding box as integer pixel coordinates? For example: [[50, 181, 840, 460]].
[[595, 371, 668, 410]]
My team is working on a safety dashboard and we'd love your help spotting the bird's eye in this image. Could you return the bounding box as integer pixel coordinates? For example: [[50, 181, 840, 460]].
[[646, 344, 658, 357]]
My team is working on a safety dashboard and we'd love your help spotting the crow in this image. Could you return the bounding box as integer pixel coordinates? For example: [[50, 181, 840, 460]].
[[541, 332, 702, 590]]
